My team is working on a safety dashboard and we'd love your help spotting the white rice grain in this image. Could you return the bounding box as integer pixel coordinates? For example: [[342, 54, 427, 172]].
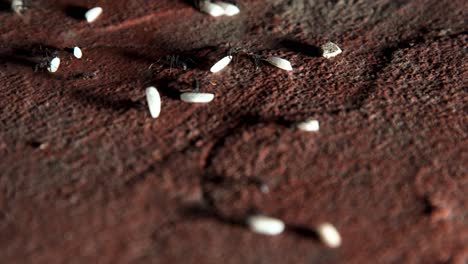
[[47, 57, 60, 73], [316, 223, 341, 248], [265, 56, 293, 71], [247, 215, 285, 236], [85, 7, 103, 23], [297, 119, 319, 132], [11, 0, 26, 14], [73, 46, 83, 59], [199, 1, 224, 17], [210, 56, 232, 73], [146, 86, 161, 118], [180, 92, 214, 103], [215, 2, 240, 16]]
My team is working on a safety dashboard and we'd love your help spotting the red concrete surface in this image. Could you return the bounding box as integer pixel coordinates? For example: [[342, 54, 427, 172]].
[[0, 0, 467, 263]]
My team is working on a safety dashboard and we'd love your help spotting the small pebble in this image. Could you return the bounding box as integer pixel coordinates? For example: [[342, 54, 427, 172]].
[[247, 215, 285, 236], [146, 86, 161, 118], [39, 142, 49, 150], [265, 56, 293, 71], [297, 119, 319, 132], [316, 223, 341, 248], [199, 1, 224, 17], [210, 55, 232, 73], [47, 57, 60, 73], [85, 7, 103, 23], [321, 42, 342, 59], [260, 184, 269, 193], [215, 2, 240, 16], [180, 92, 214, 103]]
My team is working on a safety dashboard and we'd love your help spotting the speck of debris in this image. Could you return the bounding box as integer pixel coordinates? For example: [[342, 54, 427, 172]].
[[260, 184, 269, 193], [67, 72, 95, 80], [29, 141, 49, 150], [321, 42, 342, 59], [424, 196, 453, 222]]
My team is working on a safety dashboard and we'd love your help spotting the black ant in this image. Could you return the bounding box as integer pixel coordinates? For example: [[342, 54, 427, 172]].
[[34, 49, 58, 72], [150, 54, 196, 73], [226, 44, 265, 70]]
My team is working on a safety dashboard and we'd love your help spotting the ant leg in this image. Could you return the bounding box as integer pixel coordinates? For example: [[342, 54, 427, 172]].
[[169, 55, 174, 73], [254, 57, 260, 71], [186, 58, 196, 64], [193, 0, 201, 9], [247, 177, 269, 193], [192, 79, 200, 92], [184, 58, 196, 70], [175, 55, 180, 69]]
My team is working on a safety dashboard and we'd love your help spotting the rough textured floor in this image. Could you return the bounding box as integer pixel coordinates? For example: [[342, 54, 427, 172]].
[[0, 0, 467, 263]]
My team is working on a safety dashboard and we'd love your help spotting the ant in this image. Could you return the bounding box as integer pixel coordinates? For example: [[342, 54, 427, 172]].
[[34, 49, 58, 72], [226, 44, 265, 70], [150, 54, 196, 73]]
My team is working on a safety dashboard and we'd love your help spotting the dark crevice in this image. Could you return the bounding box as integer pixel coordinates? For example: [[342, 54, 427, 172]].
[[64, 5, 88, 20], [344, 28, 467, 114], [179, 202, 246, 227], [71, 89, 144, 113], [0, 0, 10, 12], [280, 39, 322, 57], [179, 201, 323, 243], [28, 140, 43, 149], [199, 114, 288, 210], [153, 78, 181, 100], [344, 28, 433, 113], [124, 114, 289, 189]]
